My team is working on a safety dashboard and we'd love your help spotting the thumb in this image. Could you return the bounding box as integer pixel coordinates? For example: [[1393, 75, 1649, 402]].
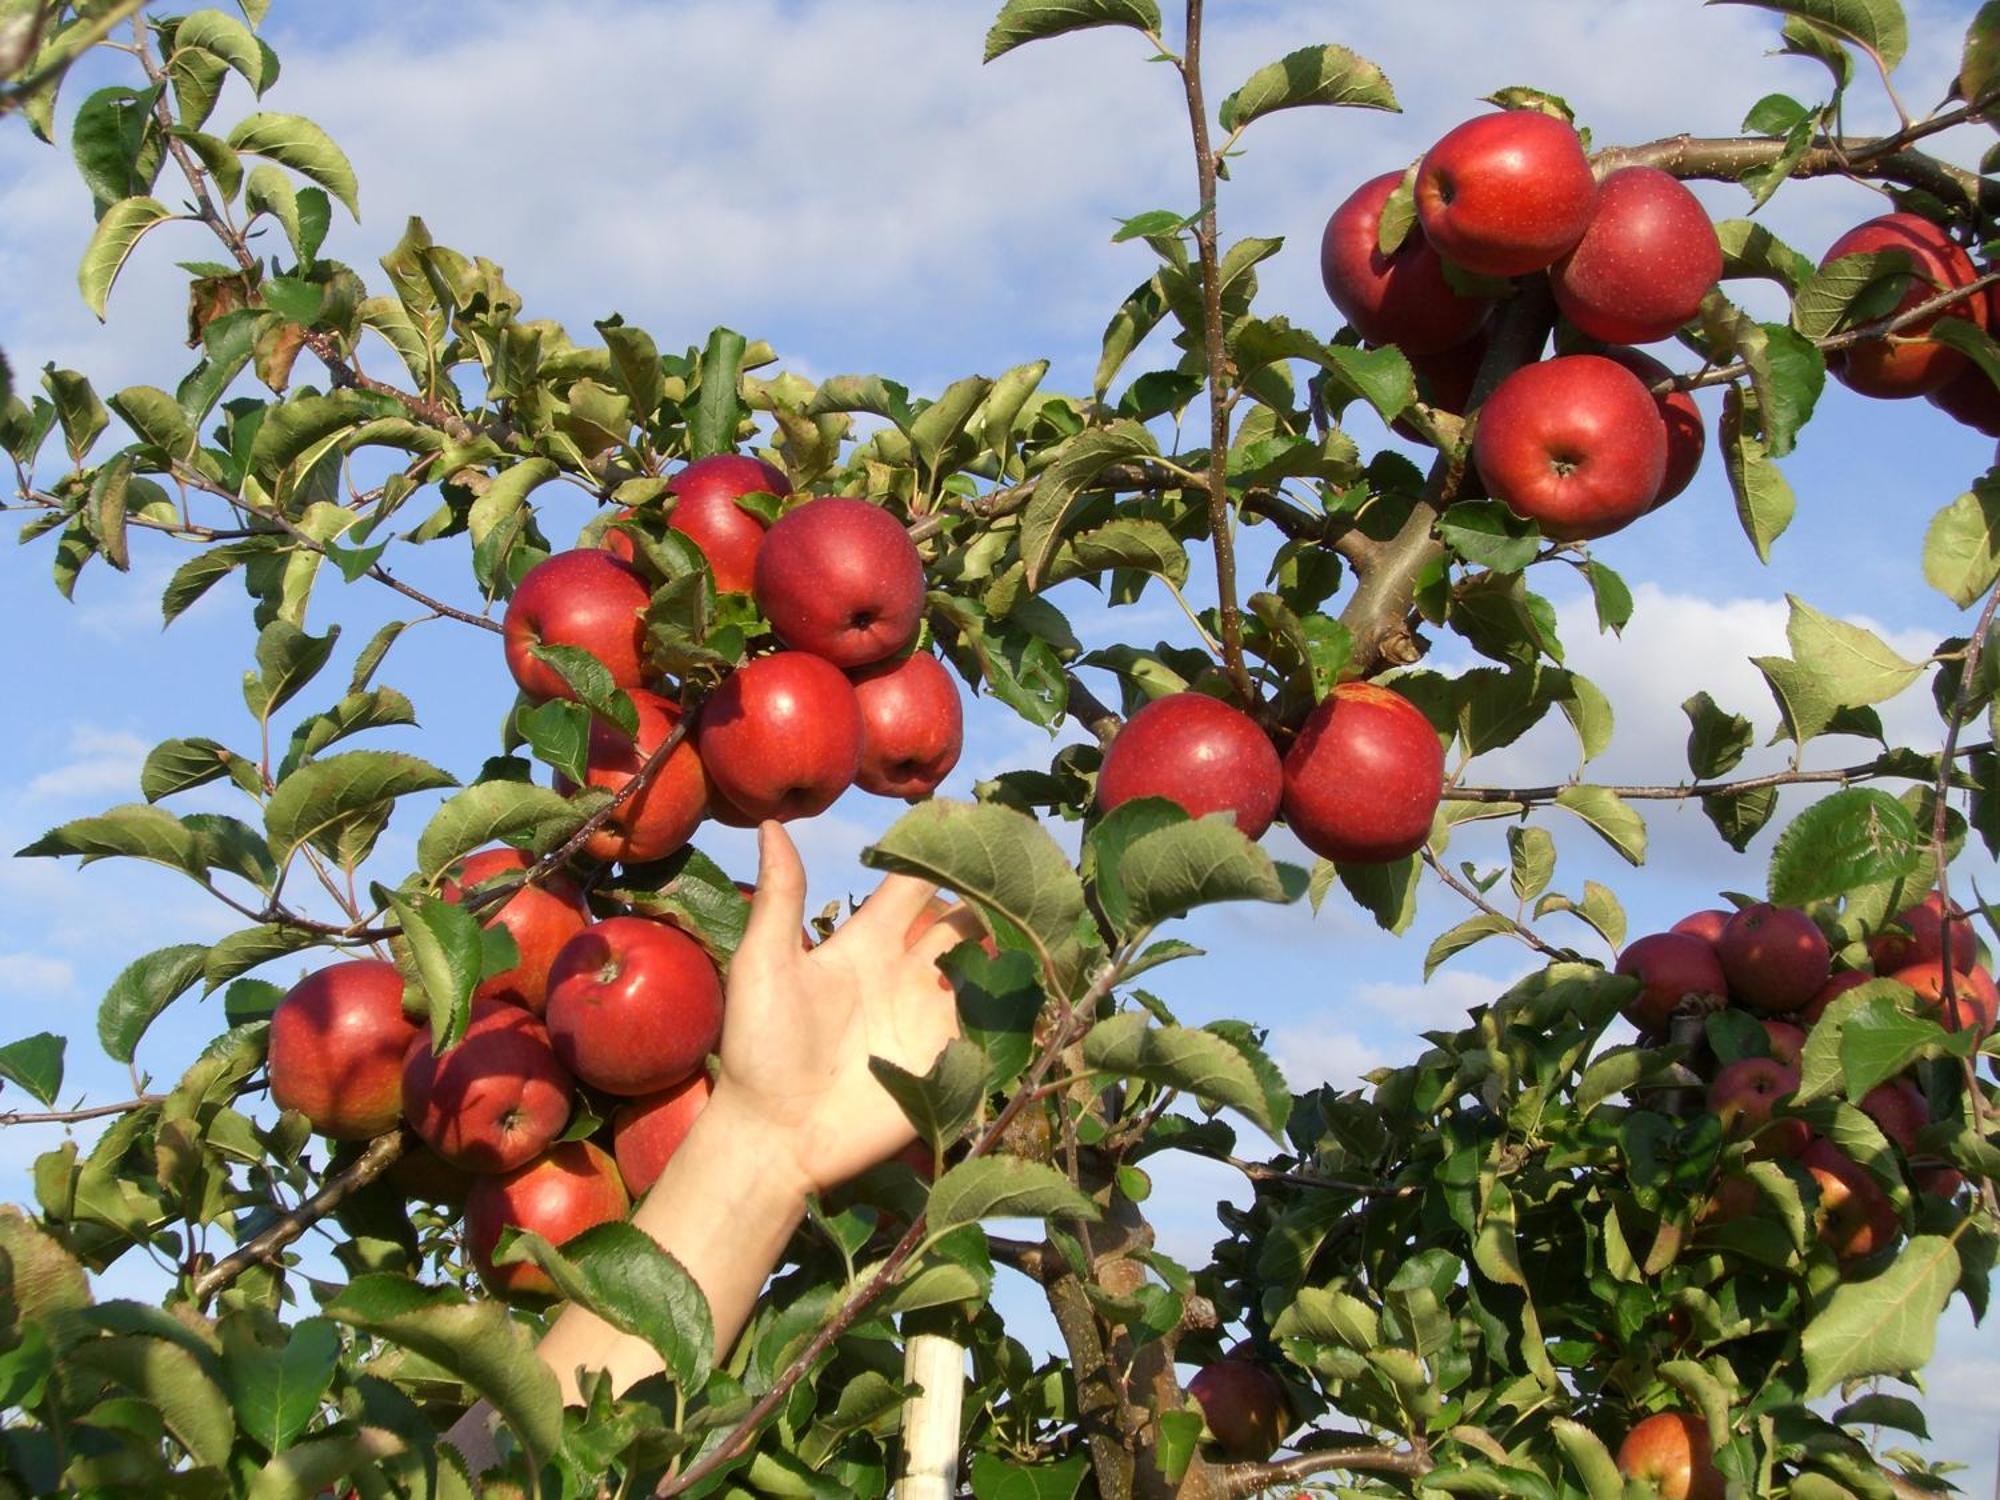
[[743, 820, 808, 960]]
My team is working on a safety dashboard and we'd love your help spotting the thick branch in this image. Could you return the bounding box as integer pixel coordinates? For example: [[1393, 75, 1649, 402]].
[[1447, 741, 1992, 807], [191, 1128, 405, 1304], [1220, 1440, 1434, 1497], [0, 1094, 163, 1127], [1597, 126, 1990, 210], [1064, 673, 1123, 747]]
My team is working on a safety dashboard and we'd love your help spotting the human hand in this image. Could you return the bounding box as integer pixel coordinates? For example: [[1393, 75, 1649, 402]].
[[701, 821, 982, 1197]]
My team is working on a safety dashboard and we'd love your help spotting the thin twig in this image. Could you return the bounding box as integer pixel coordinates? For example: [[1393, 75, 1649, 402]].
[[1448, 742, 1990, 807], [0, 1094, 163, 1127], [1423, 849, 1575, 962], [0, 0, 150, 117]]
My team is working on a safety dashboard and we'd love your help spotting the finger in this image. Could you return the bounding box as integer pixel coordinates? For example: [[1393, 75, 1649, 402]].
[[841, 871, 942, 947], [742, 821, 808, 962], [904, 905, 988, 974]]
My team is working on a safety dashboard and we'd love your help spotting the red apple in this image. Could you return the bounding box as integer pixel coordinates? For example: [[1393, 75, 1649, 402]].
[[1758, 1019, 1806, 1068], [1279, 682, 1443, 864], [850, 651, 964, 799], [1615, 1412, 1725, 1500], [1916, 1165, 1965, 1200], [1717, 904, 1829, 1014], [1860, 1079, 1927, 1151], [1709, 1057, 1808, 1158], [1887, 960, 1999, 1036], [753, 496, 925, 667], [1699, 1172, 1760, 1226], [269, 961, 419, 1141], [1187, 1357, 1289, 1461], [1800, 968, 1872, 1026], [1869, 891, 1977, 974], [1820, 214, 1982, 398], [1551, 167, 1721, 345], [401, 1000, 574, 1173], [1319, 171, 1492, 356], [696, 652, 863, 821], [1669, 909, 1731, 946], [1802, 1138, 1900, 1260], [1096, 693, 1283, 840], [441, 847, 591, 1016], [1472, 355, 1667, 540], [1414, 111, 1598, 277], [1602, 346, 1706, 505], [502, 550, 652, 702], [661, 454, 788, 592], [544, 916, 725, 1096], [611, 1071, 713, 1197], [1927, 362, 2000, 436], [464, 1140, 630, 1300], [1615, 932, 1729, 1030], [558, 688, 709, 866]]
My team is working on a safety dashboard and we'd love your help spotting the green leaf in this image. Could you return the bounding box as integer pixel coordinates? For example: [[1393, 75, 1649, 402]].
[[1965, 1, 2000, 103], [44, 367, 107, 463], [226, 112, 359, 217], [491, 1223, 713, 1391], [1082, 1011, 1287, 1135], [244, 163, 303, 261], [1507, 826, 1555, 903], [983, 0, 1162, 62], [141, 737, 256, 802], [79, 197, 174, 318], [1710, 0, 1908, 70], [1832, 1392, 1930, 1439], [244, 619, 340, 719], [926, 1156, 1099, 1231], [517, 699, 592, 786], [1216, 43, 1399, 131], [416, 782, 588, 884], [968, 1454, 1091, 1500], [1338, 855, 1420, 933], [529, 644, 639, 736], [203, 923, 319, 992], [595, 845, 751, 966], [1550, 1417, 1625, 1500], [1438, 501, 1540, 573], [1922, 479, 2000, 608], [864, 800, 1088, 994], [1715, 218, 1816, 294], [1720, 385, 1796, 562], [1767, 789, 1925, 906], [0, 1033, 65, 1107], [88, 453, 131, 571], [1784, 595, 1921, 707], [277, 688, 418, 779], [109, 383, 198, 461], [243, 1427, 404, 1500], [1425, 914, 1515, 978], [1019, 420, 1158, 587], [227, 1317, 338, 1453], [1095, 278, 1166, 397], [67, 1335, 235, 1468], [1321, 343, 1415, 423], [1042, 518, 1189, 592], [323, 1275, 561, 1464], [1537, 880, 1627, 949], [1801, 1235, 1959, 1397], [18, 803, 204, 878], [596, 318, 664, 420], [1554, 786, 1647, 865], [97, 944, 207, 1064], [1683, 691, 1755, 778], [1838, 993, 1972, 1098], [176, 8, 271, 93], [1792, 249, 1917, 341], [1114, 814, 1303, 930], [687, 325, 747, 459], [869, 1038, 986, 1152], [264, 750, 456, 866], [382, 889, 480, 1051]]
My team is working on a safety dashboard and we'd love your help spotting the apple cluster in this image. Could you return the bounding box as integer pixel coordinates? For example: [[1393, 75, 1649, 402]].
[[1320, 109, 2000, 546], [1615, 892, 1990, 1265]]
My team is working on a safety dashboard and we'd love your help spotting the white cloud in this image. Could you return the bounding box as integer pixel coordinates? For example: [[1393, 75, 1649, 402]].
[[1268, 1026, 1390, 1094], [24, 726, 148, 802], [0, 953, 77, 999]]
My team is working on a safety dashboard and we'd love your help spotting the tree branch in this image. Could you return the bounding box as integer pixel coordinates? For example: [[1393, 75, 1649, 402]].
[[1220, 1439, 1434, 1497], [1446, 742, 1991, 807], [190, 1128, 406, 1305], [1423, 849, 1576, 962], [0, 1094, 163, 1127]]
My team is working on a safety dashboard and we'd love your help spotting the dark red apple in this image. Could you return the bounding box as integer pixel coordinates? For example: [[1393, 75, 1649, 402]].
[[1396, 333, 1491, 441], [1615, 1412, 1724, 1500], [544, 916, 725, 1096], [1280, 682, 1443, 864], [1602, 346, 1705, 505], [1552, 167, 1721, 345], [1819, 214, 1982, 398], [1916, 1165, 1965, 1200], [1187, 1357, 1289, 1462], [1096, 693, 1283, 840], [557, 688, 709, 865], [1709, 1057, 1807, 1158], [1414, 111, 1598, 277], [1927, 362, 2000, 436], [502, 550, 653, 702], [1860, 1079, 1927, 1151], [401, 1000, 574, 1174], [1698, 1172, 1760, 1226], [1670, 909, 1731, 946], [1888, 960, 1999, 1036], [1472, 355, 1667, 540], [850, 651, 964, 799], [1759, 1019, 1806, 1067], [662, 454, 788, 592], [464, 1139, 630, 1300], [1869, 891, 1977, 974], [696, 652, 863, 821], [1800, 968, 1872, 1026], [1319, 170, 1492, 356], [1802, 1138, 1900, 1260], [754, 496, 926, 667], [1717, 904, 1829, 1014], [1614, 932, 1729, 1030], [611, 1070, 713, 1197], [269, 960, 419, 1141], [441, 847, 591, 1016]]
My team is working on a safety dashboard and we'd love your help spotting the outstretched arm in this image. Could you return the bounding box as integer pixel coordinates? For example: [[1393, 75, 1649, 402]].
[[451, 820, 978, 1453]]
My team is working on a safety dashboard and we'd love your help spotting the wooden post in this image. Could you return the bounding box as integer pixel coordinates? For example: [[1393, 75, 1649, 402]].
[[895, 1333, 966, 1500]]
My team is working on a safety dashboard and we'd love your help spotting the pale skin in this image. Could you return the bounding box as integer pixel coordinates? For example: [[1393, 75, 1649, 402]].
[[446, 820, 979, 1467]]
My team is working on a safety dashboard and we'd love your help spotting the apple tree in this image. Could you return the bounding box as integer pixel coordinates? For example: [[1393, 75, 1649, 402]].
[[0, 0, 1996, 1497]]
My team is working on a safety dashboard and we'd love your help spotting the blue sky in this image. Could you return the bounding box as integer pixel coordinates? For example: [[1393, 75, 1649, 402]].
[[0, 0, 1996, 1484]]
